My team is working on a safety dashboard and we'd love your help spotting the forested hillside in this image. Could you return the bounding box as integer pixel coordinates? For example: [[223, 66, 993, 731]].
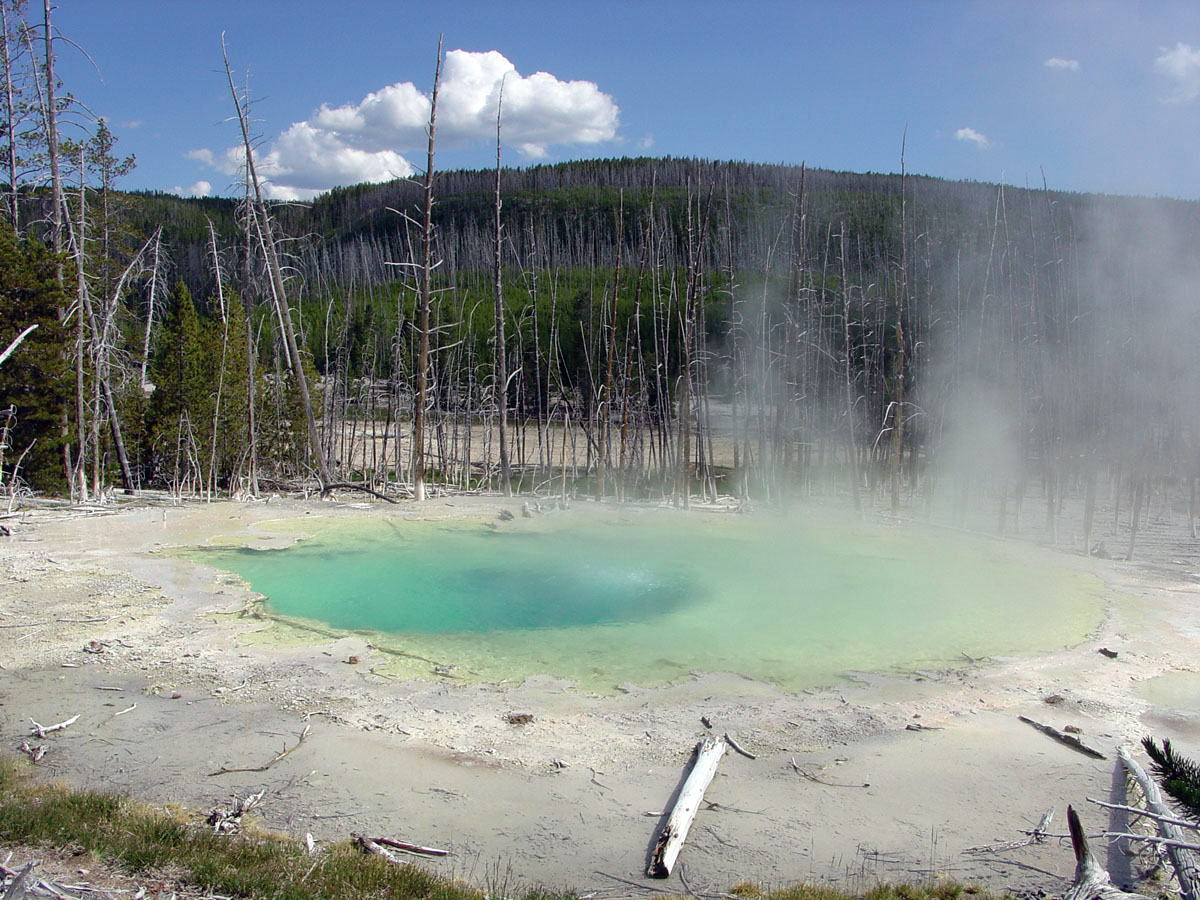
[[3, 0, 1200, 552]]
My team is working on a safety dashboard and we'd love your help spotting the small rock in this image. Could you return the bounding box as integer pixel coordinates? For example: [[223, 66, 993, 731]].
[[347, 655, 360, 665], [1064, 725, 1082, 734], [505, 712, 534, 726], [1098, 647, 1118, 659], [1043, 694, 1066, 705]]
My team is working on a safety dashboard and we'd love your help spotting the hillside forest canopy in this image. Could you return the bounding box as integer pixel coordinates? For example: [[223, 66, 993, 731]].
[[2, 4, 1200, 557]]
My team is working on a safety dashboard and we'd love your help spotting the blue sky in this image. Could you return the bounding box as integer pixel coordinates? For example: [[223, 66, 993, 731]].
[[48, 0, 1200, 200]]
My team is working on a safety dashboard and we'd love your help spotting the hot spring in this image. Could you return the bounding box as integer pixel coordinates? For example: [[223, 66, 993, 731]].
[[201, 508, 1107, 692]]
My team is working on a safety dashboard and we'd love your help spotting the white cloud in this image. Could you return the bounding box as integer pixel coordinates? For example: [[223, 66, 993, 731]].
[[198, 49, 619, 199], [119, 119, 143, 129], [1044, 57, 1080, 71], [1156, 42, 1200, 102], [185, 148, 215, 166], [256, 123, 415, 200], [954, 127, 990, 149], [172, 180, 212, 197]]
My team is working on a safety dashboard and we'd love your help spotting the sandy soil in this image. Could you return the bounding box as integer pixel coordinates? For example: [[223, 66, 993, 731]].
[[2, 493, 1199, 897]]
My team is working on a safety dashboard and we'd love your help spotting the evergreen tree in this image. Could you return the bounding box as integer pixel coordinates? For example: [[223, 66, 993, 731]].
[[1142, 737, 1200, 822], [146, 279, 209, 488], [259, 342, 319, 480], [209, 286, 250, 487], [0, 223, 68, 492]]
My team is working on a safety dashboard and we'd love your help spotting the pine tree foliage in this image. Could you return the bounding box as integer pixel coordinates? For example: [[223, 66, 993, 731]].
[[0, 223, 67, 492], [208, 287, 250, 486], [1142, 737, 1200, 822], [146, 279, 209, 489]]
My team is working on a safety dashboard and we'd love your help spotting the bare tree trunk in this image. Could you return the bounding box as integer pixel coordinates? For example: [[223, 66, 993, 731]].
[[222, 35, 331, 488], [1118, 747, 1200, 900], [0, 2, 20, 232], [35, 0, 78, 497], [140, 228, 162, 388], [42, 0, 61, 262], [1083, 460, 1097, 555], [674, 183, 712, 508], [69, 149, 88, 500], [619, 185, 654, 501], [412, 37, 442, 502], [597, 191, 623, 501], [890, 128, 908, 514], [241, 169, 259, 496], [674, 213, 693, 508], [208, 220, 227, 500], [1127, 476, 1144, 561], [72, 151, 135, 496], [492, 82, 510, 496], [839, 227, 862, 512]]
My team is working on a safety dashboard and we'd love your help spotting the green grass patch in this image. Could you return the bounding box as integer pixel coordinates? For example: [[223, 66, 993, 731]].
[[0, 755, 1005, 900], [0, 754, 532, 900]]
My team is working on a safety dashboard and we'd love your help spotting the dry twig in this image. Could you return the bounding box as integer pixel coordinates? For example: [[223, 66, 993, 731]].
[[208, 725, 309, 776]]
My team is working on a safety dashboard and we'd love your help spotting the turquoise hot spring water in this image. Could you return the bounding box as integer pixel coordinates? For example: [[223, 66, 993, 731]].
[[199, 510, 1107, 692]]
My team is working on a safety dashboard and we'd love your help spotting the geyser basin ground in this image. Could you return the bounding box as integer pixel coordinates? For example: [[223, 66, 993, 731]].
[[202, 508, 1106, 691], [5, 498, 1195, 893]]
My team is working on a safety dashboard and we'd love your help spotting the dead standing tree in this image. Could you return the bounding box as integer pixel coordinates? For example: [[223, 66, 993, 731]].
[[0, 1, 26, 234], [222, 35, 332, 490], [674, 182, 713, 509], [890, 127, 908, 513], [411, 37, 442, 501], [492, 78, 511, 496]]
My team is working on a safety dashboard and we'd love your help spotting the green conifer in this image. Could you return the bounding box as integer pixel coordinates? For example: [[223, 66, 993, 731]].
[[146, 280, 209, 486], [210, 287, 250, 486], [1142, 737, 1200, 821], [0, 225, 69, 493]]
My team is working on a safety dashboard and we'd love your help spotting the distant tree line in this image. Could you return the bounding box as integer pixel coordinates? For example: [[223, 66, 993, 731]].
[[3, 12, 1200, 557]]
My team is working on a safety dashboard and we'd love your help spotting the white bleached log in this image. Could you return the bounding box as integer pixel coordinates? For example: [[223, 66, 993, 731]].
[[28, 714, 78, 738], [1017, 715, 1106, 759], [1064, 805, 1153, 900], [1119, 746, 1200, 900], [352, 832, 449, 861], [647, 736, 726, 878]]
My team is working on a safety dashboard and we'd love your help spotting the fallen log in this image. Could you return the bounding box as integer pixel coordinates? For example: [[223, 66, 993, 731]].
[[1064, 805, 1154, 900], [370, 835, 449, 858], [1018, 715, 1107, 760], [1087, 795, 1200, 830], [318, 482, 398, 503], [352, 833, 448, 862], [29, 714, 78, 738], [647, 736, 726, 878], [0, 859, 36, 900], [1119, 746, 1200, 900], [965, 807, 1054, 852]]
